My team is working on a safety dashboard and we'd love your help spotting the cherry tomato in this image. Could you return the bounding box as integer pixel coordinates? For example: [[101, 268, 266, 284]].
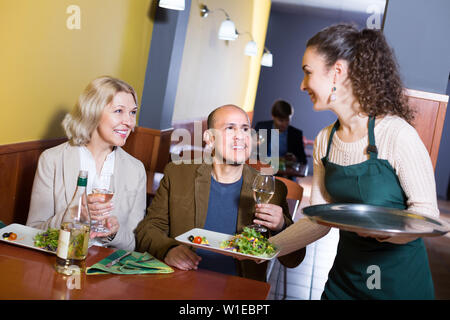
[[9, 233, 17, 240], [193, 236, 202, 244]]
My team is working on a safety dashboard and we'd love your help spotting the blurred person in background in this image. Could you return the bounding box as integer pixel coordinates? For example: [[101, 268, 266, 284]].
[[254, 100, 307, 165]]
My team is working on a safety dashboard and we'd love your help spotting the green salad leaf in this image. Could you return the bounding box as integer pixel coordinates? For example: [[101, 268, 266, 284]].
[[220, 227, 277, 257], [34, 228, 59, 252]]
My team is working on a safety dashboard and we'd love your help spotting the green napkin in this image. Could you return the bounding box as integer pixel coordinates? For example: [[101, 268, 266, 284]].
[[86, 249, 173, 275], [0, 221, 5, 229]]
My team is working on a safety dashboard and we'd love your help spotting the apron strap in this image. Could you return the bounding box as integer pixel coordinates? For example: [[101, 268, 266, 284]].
[[367, 116, 378, 159], [325, 117, 378, 161], [324, 120, 340, 161]]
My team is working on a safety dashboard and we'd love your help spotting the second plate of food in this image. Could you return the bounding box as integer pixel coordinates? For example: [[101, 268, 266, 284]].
[[175, 228, 280, 262], [0, 223, 57, 254]]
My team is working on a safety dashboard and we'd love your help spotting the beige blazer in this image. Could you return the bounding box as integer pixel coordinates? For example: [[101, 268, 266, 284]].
[[26, 142, 147, 251]]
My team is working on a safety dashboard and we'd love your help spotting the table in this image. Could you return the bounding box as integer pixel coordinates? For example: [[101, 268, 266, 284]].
[[0, 242, 270, 300]]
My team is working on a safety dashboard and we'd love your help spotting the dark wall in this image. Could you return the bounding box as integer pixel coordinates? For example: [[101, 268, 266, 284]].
[[383, 0, 450, 94], [138, 0, 191, 130], [252, 6, 369, 173], [383, 0, 450, 199]]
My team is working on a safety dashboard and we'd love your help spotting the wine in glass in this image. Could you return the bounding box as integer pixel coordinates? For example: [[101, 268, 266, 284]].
[[248, 174, 275, 233], [90, 173, 114, 233]]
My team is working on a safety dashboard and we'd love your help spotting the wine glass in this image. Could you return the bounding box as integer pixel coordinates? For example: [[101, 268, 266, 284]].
[[248, 174, 275, 233], [90, 173, 114, 233]]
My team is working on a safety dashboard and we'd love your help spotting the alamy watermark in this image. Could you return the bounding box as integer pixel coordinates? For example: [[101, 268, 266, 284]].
[[366, 265, 381, 290], [66, 5, 81, 30], [66, 265, 81, 290], [366, 3, 382, 29]]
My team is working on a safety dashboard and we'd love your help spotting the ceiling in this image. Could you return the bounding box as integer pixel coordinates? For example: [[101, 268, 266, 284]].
[[271, 0, 387, 14]]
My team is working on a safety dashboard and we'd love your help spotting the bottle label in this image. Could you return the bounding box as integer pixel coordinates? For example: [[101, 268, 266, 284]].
[[56, 229, 71, 259]]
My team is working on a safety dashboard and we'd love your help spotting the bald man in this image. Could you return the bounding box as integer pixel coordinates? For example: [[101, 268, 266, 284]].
[[135, 105, 305, 281]]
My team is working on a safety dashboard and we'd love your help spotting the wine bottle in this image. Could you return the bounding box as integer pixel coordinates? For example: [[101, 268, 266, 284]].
[[55, 170, 91, 275]]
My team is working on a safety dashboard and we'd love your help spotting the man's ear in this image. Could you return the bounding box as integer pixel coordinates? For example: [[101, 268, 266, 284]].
[[203, 129, 214, 147]]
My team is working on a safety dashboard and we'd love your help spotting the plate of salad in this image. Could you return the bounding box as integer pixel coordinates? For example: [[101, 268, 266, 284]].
[[0, 223, 58, 254], [175, 227, 280, 261]]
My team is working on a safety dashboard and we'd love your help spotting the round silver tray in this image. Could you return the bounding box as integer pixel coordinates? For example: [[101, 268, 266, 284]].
[[302, 203, 450, 238]]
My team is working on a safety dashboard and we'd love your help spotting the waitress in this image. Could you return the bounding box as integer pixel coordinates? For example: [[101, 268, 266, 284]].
[[270, 24, 439, 299]]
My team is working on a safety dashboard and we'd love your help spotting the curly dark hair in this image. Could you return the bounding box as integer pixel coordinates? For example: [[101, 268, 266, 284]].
[[307, 24, 414, 123]]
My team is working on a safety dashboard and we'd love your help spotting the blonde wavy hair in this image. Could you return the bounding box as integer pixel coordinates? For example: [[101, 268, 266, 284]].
[[62, 76, 138, 146]]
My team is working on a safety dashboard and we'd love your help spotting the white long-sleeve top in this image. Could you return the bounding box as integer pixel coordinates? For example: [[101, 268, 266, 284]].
[[271, 115, 439, 255]]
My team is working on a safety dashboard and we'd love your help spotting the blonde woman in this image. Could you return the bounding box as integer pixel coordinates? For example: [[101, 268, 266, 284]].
[[27, 76, 147, 251]]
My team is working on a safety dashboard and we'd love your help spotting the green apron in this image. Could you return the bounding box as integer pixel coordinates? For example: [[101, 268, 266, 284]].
[[321, 116, 434, 300]]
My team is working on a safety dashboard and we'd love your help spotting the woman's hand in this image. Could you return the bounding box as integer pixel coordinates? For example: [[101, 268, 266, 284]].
[[254, 204, 285, 231], [87, 193, 114, 222], [90, 215, 120, 239]]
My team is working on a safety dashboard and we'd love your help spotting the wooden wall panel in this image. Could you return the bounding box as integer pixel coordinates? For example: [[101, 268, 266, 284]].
[[153, 129, 173, 173], [0, 138, 66, 225], [14, 149, 45, 224], [122, 126, 174, 173], [410, 99, 439, 155], [122, 127, 156, 171], [405, 89, 448, 169], [0, 153, 19, 224], [172, 118, 207, 146], [431, 101, 448, 169], [247, 111, 254, 125]]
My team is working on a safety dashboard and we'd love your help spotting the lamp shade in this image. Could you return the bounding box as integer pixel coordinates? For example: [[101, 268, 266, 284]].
[[244, 41, 258, 56], [159, 0, 185, 10], [218, 19, 238, 40], [261, 52, 273, 67]]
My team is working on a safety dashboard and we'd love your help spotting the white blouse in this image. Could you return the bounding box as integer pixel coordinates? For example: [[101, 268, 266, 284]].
[[78, 146, 115, 194]]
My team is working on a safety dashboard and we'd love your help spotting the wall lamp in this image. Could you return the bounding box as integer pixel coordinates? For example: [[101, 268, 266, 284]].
[[261, 47, 273, 67], [200, 3, 238, 41], [159, 0, 185, 11], [236, 31, 258, 56], [199, 2, 261, 57]]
